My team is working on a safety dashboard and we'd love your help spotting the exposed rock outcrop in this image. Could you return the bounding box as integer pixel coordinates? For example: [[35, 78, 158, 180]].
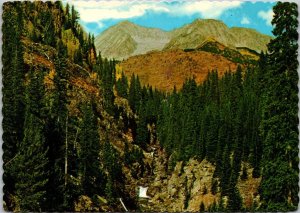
[[124, 145, 262, 212]]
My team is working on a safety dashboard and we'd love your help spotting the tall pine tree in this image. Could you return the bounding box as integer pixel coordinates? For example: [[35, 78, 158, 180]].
[[78, 102, 103, 196], [2, 3, 25, 210], [259, 2, 299, 211], [11, 68, 49, 211]]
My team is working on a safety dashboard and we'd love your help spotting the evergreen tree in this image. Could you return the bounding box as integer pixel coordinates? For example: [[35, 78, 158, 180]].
[[135, 106, 150, 149], [260, 2, 299, 211], [2, 3, 25, 209], [103, 137, 123, 204], [207, 200, 217, 212], [128, 74, 142, 112], [220, 145, 231, 196], [12, 113, 49, 211], [200, 201, 205, 212], [44, 52, 70, 211], [226, 187, 243, 211], [74, 47, 83, 65], [78, 102, 103, 196], [241, 166, 248, 181], [43, 11, 56, 47], [71, 5, 79, 29], [64, 3, 71, 29], [116, 71, 129, 98], [98, 59, 116, 115], [243, 68, 262, 178], [211, 179, 218, 195], [198, 112, 207, 161], [11, 68, 49, 211], [259, 2, 299, 211]]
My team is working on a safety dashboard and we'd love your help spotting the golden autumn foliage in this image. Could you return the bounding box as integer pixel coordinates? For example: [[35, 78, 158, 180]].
[[62, 29, 80, 60], [44, 69, 56, 89], [115, 64, 123, 81], [90, 72, 98, 81], [120, 49, 240, 91], [88, 48, 97, 65]]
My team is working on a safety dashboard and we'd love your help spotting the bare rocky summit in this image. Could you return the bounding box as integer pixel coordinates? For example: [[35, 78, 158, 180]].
[[165, 19, 271, 52], [95, 21, 171, 60]]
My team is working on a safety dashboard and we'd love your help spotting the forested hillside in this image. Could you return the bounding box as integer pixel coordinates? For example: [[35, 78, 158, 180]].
[[118, 41, 258, 91], [2, 1, 298, 212], [3, 2, 125, 211]]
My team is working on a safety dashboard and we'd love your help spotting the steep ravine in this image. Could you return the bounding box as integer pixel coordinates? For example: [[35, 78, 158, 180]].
[[120, 127, 261, 212]]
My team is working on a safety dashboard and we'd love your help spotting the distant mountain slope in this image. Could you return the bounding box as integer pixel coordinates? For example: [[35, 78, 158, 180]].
[[230, 27, 271, 52], [95, 19, 272, 60], [164, 19, 272, 52], [165, 19, 237, 50], [119, 49, 241, 91], [196, 39, 260, 63], [95, 21, 171, 60]]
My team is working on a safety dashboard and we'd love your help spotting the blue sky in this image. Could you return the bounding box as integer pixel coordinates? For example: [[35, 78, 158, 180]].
[[69, 1, 276, 37]]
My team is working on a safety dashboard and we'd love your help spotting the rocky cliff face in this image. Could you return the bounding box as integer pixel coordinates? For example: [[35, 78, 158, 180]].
[[95, 19, 272, 60], [147, 158, 217, 212], [125, 143, 262, 212]]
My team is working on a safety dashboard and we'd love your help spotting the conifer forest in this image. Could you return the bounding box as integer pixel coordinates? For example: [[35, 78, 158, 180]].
[[2, 1, 299, 212]]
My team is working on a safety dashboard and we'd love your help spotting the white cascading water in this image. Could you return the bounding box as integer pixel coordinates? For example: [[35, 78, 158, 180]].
[[139, 186, 149, 198]]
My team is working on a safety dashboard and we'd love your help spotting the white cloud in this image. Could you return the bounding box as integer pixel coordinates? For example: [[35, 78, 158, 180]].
[[72, 1, 169, 23], [258, 9, 274, 26], [176, 1, 242, 18], [241, 17, 250, 25], [71, 1, 243, 24], [72, 1, 128, 9]]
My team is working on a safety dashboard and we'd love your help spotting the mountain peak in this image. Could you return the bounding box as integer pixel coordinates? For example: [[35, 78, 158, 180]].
[[193, 18, 224, 23], [95, 21, 171, 60], [189, 18, 227, 28], [117, 20, 136, 27]]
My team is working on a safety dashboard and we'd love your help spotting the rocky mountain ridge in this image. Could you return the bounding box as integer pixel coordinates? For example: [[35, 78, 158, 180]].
[[95, 19, 272, 60]]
